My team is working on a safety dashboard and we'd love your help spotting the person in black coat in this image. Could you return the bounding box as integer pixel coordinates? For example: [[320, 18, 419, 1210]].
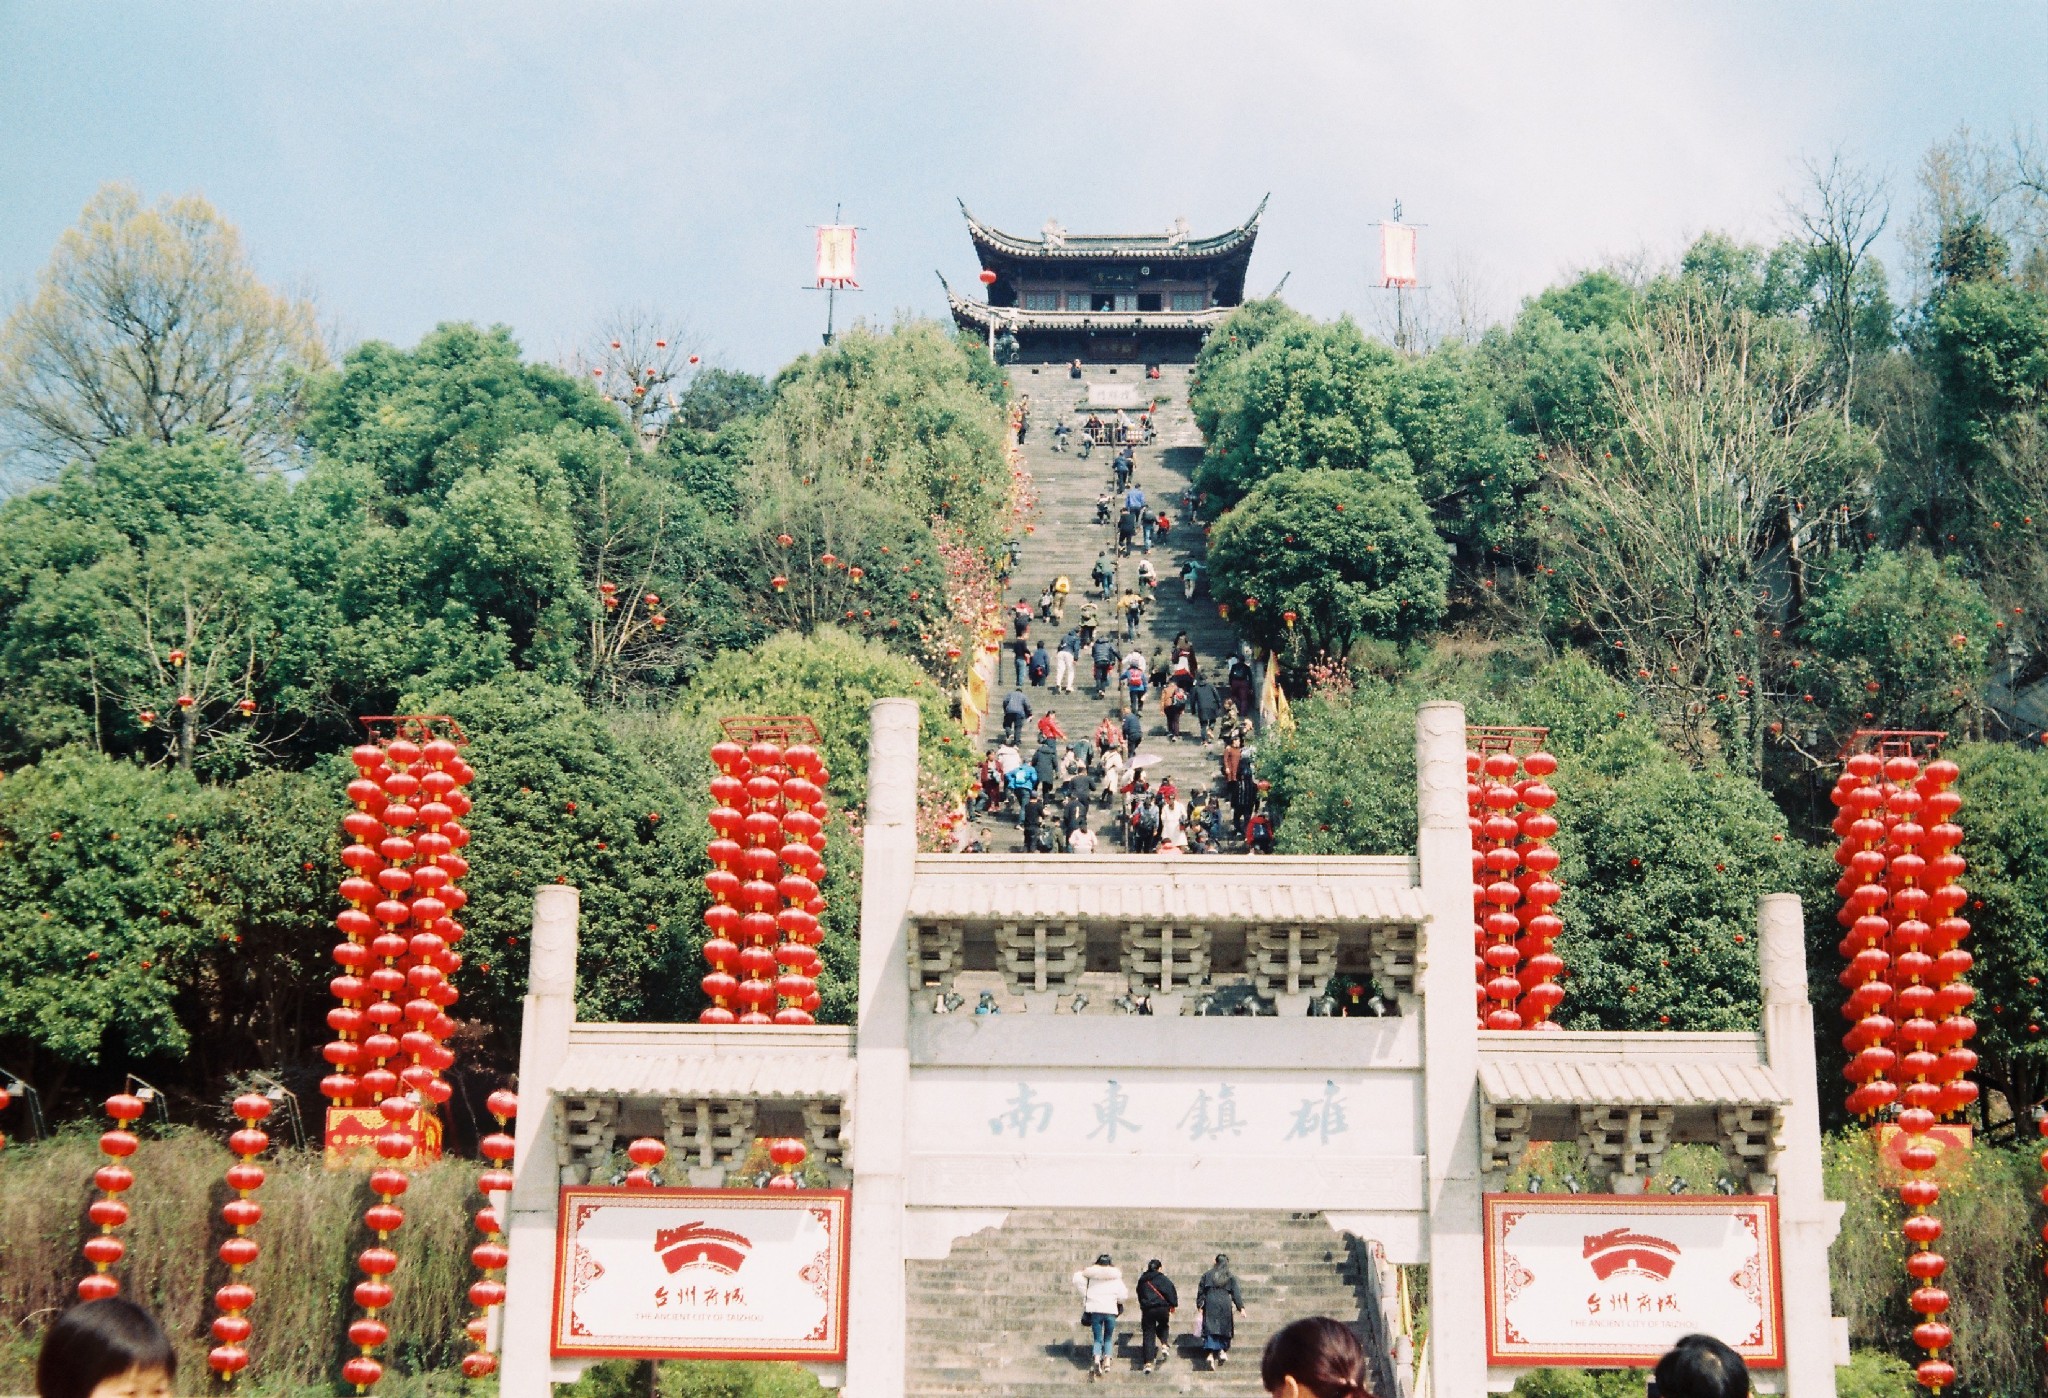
[[1135, 1259, 1179, 1372]]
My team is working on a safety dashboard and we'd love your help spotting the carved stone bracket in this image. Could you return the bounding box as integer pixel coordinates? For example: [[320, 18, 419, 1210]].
[[559, 1096, 620, 1179], [999, 921, 1083, 996], [1369, 922, 1421, 995], [1480, 1102, 1532, 1182], [1575, 1105, 1674, 1188], [1716, 1105, 1781, 1193], [1250, 925, 1339, 998], [908, 921, 963, 989], [1120, 923, 1212, 994]]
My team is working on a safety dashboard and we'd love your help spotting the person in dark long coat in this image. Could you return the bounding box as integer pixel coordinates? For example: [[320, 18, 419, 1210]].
[[1196, 1254, 1244, 1370], [1189, 676, 1223, 745]]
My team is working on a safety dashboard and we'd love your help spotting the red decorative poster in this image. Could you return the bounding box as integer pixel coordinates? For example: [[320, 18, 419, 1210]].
[[1483, 1194, 1784, 1368], [551, 1188, 850, 1361]]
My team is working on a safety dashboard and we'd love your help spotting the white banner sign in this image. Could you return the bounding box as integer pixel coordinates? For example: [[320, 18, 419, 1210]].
[[552, 1188, 849, 1361], [815, 226, 858, 288], [1484, 1195, 1783, 1368], [1380, 222, 1418, 288]]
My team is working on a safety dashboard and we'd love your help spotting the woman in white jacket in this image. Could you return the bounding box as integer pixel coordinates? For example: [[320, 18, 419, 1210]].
[[1072, 1253, 1129, 1378]]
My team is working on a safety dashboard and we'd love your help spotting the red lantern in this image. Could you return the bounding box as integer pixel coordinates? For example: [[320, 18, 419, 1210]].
[[978, 269, 997, 286]]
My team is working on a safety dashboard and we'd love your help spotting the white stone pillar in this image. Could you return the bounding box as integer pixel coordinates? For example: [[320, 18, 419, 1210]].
[[1759, 893, 1841, 1398], [1415, 702, 1485, 1398], [500, 885, 581, 1398], [846, 699, 921, 1396]]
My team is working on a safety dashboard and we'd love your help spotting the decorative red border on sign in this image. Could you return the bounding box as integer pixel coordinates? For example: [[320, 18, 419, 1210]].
[[550, 1187, 851, 1363], [1481, 1193, 1785, 1369]]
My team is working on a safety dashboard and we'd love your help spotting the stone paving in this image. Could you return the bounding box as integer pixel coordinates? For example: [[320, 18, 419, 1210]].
[[970, 362, 1251, 853]]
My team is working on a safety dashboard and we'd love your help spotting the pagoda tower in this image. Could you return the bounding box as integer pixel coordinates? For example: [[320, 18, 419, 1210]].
[[943, 197, 1266, 363]]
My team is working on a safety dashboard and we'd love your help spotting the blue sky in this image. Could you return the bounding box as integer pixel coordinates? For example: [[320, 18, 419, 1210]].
[[2, 3, 2042, 373]]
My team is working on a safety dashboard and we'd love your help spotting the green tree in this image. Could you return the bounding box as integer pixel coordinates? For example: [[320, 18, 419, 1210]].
[[422, 675, 704, 1035], [1387, 347, 1538, 559], [1483, 270, 1639, 448], [0, 752, 210, 1067], [1205, 468, 1448, 657], [1803, 548, 1995, 739], [0, 438, 303, 772], [1192, 315, 1403, 508], [0, 185, 326, 476], [751, 322, 1011, 553], [741, 481, 957, 670], [1539, 282, 1867, 773]]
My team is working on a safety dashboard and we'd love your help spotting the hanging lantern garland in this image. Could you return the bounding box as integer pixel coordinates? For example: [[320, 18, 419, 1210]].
[[205, 1093, 274, 1380], [460, 1091, 518, 1379], [1914, 760, 1975, 1123], [703, 733, 830, 1026], [775, 744, 830, 1025], [1835, 753, 1899, 1120], [1832, 740, 1973, 1396], [341, 1104, 422, 1394], [1514, 752, 1565, 1028], [323, 726, 476, 1397], [324, 735, 475, 1116], [1475, 751, 1526, 1030], [76, 1093, 146, 1300], [0, 1082, 10, 1150]]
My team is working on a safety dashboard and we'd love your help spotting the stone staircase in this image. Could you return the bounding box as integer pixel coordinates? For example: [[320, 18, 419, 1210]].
[[981, 362, 1248, 851], [905, 1210, 1372, 1395]]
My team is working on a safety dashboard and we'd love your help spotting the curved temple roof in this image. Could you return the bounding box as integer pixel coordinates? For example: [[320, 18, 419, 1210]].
[[940, 280, 1233, 336], [958, 196, 1267, 263]]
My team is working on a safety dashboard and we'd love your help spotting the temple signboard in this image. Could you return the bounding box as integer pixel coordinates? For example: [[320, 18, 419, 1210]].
[[1483, 1194, 1785, 1369], [551, 1188, 850, 1362]]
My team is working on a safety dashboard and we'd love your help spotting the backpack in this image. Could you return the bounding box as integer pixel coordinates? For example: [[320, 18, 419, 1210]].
[[1126, 666, 1147, 694]]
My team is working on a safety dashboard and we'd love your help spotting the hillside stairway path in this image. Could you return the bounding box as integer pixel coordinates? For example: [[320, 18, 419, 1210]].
[[978, 362, 1245, 851]]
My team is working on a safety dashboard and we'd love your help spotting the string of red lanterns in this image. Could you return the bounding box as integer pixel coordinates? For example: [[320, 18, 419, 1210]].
[[341, 1106, 419, 1393], [703, 734, 829, 1025], [1467, 737, 1564, 1031], [0, 1082, 10, 1150], [204, 1093, 274, 1379], [1832, 738, 1973, 1395], [323, 726, 476, 1395], [1835, 753, 1899, 1119], [1472, 750, 1525, 1030], [460, 1090, 519, 1379], [1514, 753, 1565, 1028], [76, 1093, 146, 1300]]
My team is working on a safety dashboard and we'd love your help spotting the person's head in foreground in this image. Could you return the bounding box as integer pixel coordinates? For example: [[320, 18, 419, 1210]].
[[1261, 1316, 1372, 1398], [37, 1299, 175, 1398], [1653, 1334, 1749, 1398]]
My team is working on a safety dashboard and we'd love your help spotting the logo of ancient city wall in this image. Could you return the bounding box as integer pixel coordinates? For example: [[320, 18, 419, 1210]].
[[1581, 1228, 1681, 1282], [654, 1222, 754, 1276]]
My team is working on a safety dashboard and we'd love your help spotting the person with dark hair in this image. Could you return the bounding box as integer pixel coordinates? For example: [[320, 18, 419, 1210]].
[[1072, 1252, 1129, 1378], [1259, 1315, 1372, 1397], [37, 1299, 175, 1398], [1196, 1253, 1245, 1369], [1652, 1334, 1749, 1398], [1135, 1258, 1179, 1373]]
